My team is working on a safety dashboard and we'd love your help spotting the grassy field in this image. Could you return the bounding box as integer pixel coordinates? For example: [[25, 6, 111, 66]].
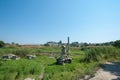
[[0, 46, 120, 80]]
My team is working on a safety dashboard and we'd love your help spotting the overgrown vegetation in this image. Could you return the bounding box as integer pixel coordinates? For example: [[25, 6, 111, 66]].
[[0, 41, 5, 48], [83, 47, 120, 62], [0, 58, 42, 80], [113, 40, 120, 48], [0, 40, 120, 80], [43, 56, 100, 80]]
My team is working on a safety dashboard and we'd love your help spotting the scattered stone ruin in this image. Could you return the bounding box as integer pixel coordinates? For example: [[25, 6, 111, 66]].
[[26, 55, 36, 59], [2, 54, 20, 60]]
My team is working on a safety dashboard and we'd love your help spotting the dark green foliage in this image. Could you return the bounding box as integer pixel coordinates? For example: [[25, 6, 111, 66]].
[[81, 47, 89, 51], [71, 42, 79, 47], [58, 40, 62, 46], [113, 40, 120, 48], [0, 41, 5, 48], [44, 43, 49, 46]]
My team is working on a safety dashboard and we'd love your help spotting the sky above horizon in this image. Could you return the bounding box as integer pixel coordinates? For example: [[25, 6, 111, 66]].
[[0, 0, 120, 44]]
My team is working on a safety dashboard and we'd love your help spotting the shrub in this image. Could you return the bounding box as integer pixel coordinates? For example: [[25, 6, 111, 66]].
[[113, 40, 120, 48], [0, 41, 5, 48]]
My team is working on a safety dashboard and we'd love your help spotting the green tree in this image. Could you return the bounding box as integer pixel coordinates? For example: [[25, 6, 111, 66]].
[[0, 41, 5, 48], [71, 42, 79, 47], [113, 40, 120, 48], [58, 40, 62, 46]]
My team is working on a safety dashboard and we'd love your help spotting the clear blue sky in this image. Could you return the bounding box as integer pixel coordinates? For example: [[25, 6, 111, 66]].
[[0, 0, 120, 44]]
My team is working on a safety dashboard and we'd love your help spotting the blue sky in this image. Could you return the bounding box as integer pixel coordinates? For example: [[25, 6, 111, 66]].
[[0, 0, 120, 44]]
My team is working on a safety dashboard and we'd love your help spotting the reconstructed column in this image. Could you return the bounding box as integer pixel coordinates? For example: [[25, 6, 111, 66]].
[[66, 37, 70, 55]]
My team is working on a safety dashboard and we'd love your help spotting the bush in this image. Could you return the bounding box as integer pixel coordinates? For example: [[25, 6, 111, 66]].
[[0, 41, 5, 48], [113, 40, 120, 48]]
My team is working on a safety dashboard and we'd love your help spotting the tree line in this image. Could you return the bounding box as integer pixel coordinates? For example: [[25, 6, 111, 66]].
[[1, 40, 120, 48]]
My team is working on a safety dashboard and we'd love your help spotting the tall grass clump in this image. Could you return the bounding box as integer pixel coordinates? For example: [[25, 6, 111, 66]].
[[83, 48, 102, 62], [83, 46, 120, 62], [13, 49, 30, 57], [0, 59, 42, 80]]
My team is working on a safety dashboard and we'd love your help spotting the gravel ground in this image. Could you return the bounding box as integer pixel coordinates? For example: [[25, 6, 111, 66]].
[[90, 62, 120, 80]]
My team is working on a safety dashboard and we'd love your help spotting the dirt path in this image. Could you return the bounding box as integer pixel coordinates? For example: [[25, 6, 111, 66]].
[[90, 62, 120, 80]]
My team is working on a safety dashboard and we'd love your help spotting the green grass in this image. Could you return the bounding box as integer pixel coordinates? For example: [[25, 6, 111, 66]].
[[43, 54, 100, 80], [0, 46, 120, 80], [83, 46, 120, 62], [0, 58, 43, 80], [0, 51, 99, 80]]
